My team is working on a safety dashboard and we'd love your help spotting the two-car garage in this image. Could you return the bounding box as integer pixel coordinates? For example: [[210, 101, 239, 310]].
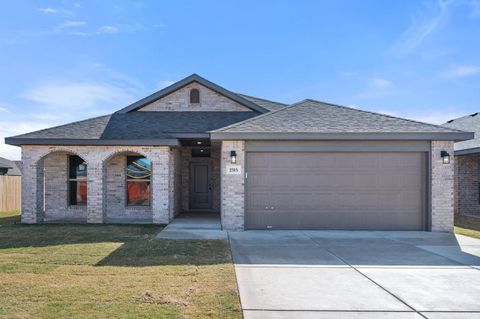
[[245, 142, 428, 230]]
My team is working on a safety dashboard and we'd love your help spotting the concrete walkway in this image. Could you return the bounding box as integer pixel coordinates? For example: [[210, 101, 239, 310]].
[[155, 213, 227, 240], [229, 230, 480, 319]]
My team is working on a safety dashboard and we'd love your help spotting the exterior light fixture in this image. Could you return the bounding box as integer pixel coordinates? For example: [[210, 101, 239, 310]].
[[441, 150, 450, 164], [196, 141, 202, 145], [230, 150, 237, 164]]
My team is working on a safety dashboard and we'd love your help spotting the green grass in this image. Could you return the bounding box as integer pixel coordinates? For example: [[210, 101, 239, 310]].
[[0, 211, 241, 319], [454, 214, 480, 239]]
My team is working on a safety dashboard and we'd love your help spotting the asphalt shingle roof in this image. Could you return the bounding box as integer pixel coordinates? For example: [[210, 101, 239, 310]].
[[8, 112, 259, 142], [5, 72, 472, 146], [214, 99, 466, 134], [236, 94, 287, 111], [443, 113, 480, 152]]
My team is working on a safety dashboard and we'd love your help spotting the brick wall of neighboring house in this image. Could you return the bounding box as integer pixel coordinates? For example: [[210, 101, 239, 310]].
[[137, 82, 253, 112], [21, 145, 175, 224], [220, 140, 245, 231], [455, 153, 480, 216], [180, 143, 221, 213], [431, 141, 455, 232]]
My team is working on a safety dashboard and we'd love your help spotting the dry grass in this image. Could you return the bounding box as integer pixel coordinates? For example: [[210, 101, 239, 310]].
[[0, 211, 241, 319], [454, 214, 480, 239]]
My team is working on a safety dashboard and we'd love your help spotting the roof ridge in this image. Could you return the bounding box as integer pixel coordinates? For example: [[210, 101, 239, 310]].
[[9, 114, 112, 139], [211, 99, 302, 132], [236, 93, 289, 106], [302, 98, 468, 133], [443, 112, 480, 124]]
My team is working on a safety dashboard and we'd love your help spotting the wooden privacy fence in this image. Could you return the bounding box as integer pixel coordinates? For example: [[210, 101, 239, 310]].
[[0, 176, 21, 211]]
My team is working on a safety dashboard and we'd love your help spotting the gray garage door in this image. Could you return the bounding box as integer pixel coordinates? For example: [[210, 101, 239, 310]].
[[246, 152, 427, 230]]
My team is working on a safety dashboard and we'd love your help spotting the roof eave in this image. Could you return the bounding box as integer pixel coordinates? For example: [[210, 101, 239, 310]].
[[454, 147, 480, 155], [5, 138, 180, 147], [115, 74, 269, 114], [210, 132, 474, 141]]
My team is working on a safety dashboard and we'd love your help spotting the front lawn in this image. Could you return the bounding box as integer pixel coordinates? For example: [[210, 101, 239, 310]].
[[454, 214, 480, 239], [0, 211, 241, 319]]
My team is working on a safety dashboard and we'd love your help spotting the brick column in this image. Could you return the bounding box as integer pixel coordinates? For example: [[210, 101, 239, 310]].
[[220, 140, 245, 231], [152, 147, 170, 224], [431, 141, 455, 232], [20, 152, 44, 224], [87, 161, 104, 223]]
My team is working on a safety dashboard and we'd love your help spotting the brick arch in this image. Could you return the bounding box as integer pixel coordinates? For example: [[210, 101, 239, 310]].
[[35, 147, 89, 166], [101, 148, 153, 166]]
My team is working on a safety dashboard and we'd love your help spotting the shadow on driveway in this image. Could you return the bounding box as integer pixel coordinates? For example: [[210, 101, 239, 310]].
[[229, 230, 480, 267]]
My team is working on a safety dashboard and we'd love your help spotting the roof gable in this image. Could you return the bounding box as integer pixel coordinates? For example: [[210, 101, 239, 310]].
[[116, 74, 269, 113], [137, 82, 254, 112]]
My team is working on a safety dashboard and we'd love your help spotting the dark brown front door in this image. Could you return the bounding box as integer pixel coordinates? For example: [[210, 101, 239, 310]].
[[190, 162, 213, 210]]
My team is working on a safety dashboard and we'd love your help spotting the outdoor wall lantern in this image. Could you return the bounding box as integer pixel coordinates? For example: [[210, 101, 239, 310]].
[[441, 150, 450, 164], [230, 150, 237, 164]]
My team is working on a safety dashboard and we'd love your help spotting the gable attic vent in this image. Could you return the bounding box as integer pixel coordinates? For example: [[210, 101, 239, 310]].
[[190, 88, 200, 104]]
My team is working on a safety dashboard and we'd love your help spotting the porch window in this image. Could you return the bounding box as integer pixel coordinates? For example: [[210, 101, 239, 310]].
[[126, 156, 151, 206], [68, 155, 87, 205]]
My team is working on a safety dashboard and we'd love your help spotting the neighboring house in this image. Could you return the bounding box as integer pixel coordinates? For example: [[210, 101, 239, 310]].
[[0, 157, 22, 176], [5, 74, 473, 231], [444, 113, 480, 217], [0, 157, 22, 212]]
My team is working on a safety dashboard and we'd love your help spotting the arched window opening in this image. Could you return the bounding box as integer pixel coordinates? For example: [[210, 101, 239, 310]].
[[126, 156, 151, 206], [190, 88, 200, 104], [68, 155, 87, 205]]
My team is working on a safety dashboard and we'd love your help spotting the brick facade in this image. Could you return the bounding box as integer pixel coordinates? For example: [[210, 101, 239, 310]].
[[20, 140, 457, 232], [220, 140, 245, 230], [105, 153, 152, 222], [43, 151, 87, 221], [454, 153, 480, 216], [138, 82, 253, 112], [21, 145, 175, 224], [431, 141, 455, 232]]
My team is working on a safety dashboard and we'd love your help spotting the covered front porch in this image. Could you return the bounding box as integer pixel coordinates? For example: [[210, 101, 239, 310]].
[[20, 139, 228, 226]]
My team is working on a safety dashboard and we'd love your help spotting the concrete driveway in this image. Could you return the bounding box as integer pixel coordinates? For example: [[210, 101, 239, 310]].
[[228, 231, 480, 319]]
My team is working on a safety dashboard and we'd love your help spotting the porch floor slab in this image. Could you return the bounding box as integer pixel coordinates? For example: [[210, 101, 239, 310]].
[[155, 212, 227, 240]]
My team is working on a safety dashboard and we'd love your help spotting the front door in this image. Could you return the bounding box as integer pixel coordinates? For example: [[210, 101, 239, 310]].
[[189, 162, 213, 210]]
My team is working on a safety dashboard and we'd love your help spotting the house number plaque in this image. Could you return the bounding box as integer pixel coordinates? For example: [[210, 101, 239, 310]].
[[226, 165, 242, 175]]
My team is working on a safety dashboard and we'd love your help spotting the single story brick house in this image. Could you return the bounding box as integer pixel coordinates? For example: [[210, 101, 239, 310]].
[[5, 74, 473, 231], [443, 114, 480, 217]]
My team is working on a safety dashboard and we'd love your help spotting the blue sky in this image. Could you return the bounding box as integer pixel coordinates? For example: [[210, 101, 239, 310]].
[[1, 0, 479, 159]]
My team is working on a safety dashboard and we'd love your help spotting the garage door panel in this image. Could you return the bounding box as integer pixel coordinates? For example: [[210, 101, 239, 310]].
[[247, 192, 270, 210], [246, 152, 426, 230]]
